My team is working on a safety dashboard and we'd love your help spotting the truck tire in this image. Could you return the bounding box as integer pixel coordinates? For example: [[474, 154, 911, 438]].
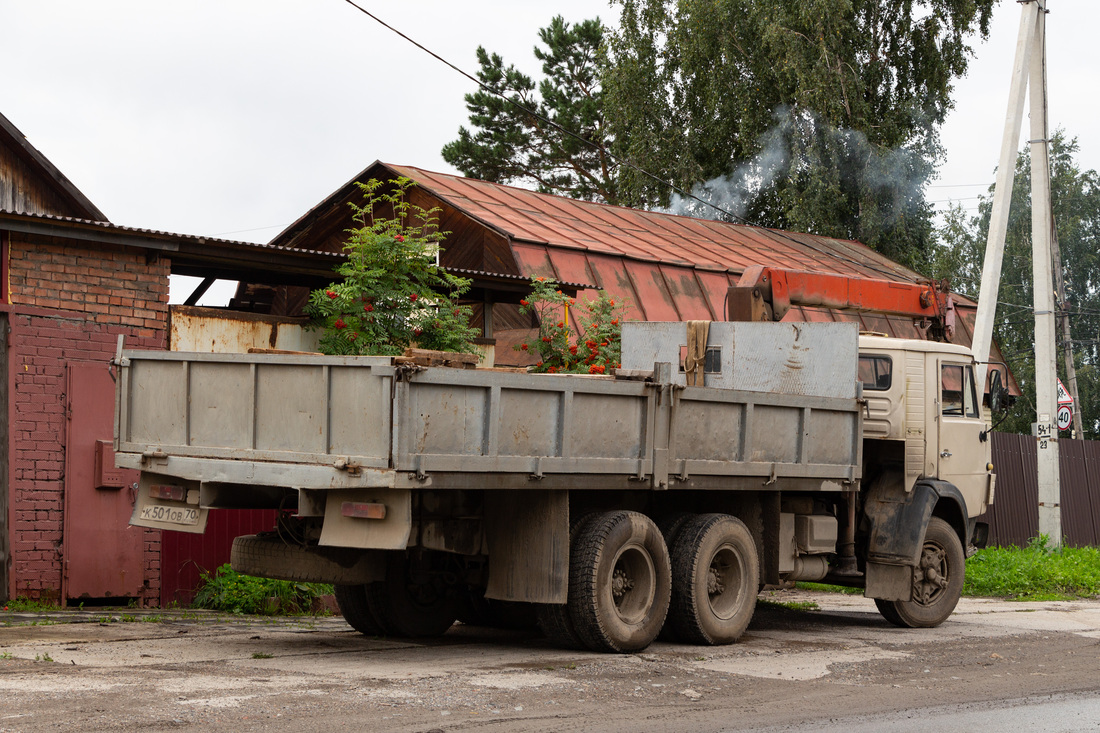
[[365, 554, 457, 638], [568, 511, 672, 653], [334, 584, 385, 636], [656, 511, 696, 642], [537, 513, 597, 650], [231, 534, 377, 585], [875, 517, 964, 628], [458, 587, 539, 630], [668, 513, 758, 645]]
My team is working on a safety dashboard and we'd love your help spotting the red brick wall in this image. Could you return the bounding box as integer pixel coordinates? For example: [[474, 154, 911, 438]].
[[5, 233, 168, 604]]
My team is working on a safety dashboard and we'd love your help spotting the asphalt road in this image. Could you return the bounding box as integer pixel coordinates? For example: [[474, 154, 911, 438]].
[[2, 590, 1099, 732]]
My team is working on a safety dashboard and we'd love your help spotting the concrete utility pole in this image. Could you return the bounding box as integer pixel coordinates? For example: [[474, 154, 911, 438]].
[[970, 0, 1061, 547]]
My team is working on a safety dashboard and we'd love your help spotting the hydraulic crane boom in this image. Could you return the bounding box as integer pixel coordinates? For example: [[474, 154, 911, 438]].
[[728, 265, 957, 342]]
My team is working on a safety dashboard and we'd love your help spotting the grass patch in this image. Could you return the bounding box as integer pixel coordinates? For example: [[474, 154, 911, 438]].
[[795, 582, 863, 595], [964, 537, 1100, 601], [192, 564, 333, 616], [2, 598, 59, 613], [758, 598, 820, 612]]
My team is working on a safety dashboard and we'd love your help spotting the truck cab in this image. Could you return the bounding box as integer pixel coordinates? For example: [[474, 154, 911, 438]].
[[858, 334, 995, 521]]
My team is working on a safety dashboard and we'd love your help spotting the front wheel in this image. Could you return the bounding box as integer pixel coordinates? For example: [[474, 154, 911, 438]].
[[876, 517, 964, 628]]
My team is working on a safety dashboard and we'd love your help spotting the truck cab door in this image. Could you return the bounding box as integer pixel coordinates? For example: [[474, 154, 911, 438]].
[[936, 360, 990, 515]]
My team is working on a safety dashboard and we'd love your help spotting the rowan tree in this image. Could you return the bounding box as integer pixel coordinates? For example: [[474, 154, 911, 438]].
[[306, 178, 479, 357]]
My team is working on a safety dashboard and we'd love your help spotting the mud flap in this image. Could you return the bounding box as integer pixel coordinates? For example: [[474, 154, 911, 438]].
[[318, 488, 411, 550], [864, 475, 969, 600], [865, 562, 912, 601], [129, 473, 208, 534], [484, 489, 568, 604]]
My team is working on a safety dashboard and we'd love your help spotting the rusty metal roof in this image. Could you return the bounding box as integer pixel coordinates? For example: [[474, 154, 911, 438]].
[[0, 209, 343, 285], [386, 164, 922, 283]]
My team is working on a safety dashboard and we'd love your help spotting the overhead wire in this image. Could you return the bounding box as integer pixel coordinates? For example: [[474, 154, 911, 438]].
[[339, 0, 906, 282]]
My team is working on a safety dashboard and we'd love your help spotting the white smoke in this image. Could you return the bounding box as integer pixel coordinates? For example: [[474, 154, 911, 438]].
[[664, 106, 795, 222], [663, 105, 934, 228]]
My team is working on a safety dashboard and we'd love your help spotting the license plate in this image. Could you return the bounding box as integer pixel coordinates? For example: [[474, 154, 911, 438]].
[[139, 504, 199, 526]]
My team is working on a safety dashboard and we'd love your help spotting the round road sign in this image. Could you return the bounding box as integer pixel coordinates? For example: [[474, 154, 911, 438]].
[[1057, 405, 1073, 431]]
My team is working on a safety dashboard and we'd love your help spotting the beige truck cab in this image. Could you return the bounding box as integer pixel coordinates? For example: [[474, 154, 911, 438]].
[[858, 335, 995, 518], [856, 335, 999, 626]]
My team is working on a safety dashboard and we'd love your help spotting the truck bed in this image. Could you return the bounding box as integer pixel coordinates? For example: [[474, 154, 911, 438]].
[[115, 326, 862, 495]]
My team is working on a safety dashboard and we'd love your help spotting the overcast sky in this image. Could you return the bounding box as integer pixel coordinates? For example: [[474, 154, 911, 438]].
[[4, 1, 1097, 303]]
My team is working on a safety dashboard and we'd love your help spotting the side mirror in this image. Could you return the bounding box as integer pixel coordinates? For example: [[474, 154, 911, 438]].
[[988, 369, 1008, 414]]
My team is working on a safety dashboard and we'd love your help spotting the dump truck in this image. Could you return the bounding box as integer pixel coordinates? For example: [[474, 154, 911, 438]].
[[115, 306, 1004, 653]]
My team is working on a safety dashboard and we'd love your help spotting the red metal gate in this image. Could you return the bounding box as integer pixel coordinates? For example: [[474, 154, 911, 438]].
[[62, 362, 144, 602], [160, 509, 277, 607]]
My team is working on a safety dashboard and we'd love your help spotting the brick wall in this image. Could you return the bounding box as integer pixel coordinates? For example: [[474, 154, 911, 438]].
[[5, 233, 169, 604]]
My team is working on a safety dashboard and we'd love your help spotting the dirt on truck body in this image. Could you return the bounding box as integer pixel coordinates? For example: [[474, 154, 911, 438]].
[[115, 319, 1001, 653]]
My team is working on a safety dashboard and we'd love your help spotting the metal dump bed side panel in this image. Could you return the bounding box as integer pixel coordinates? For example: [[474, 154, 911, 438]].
[[116, 350, 396, 468], [393, 368, 658, 478], [667, 386, 861, 485]]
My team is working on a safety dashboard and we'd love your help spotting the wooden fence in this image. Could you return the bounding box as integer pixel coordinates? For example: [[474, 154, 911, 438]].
[[982, 432, 1100, 547]]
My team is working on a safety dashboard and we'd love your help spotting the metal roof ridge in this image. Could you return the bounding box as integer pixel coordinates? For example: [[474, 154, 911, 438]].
[[388, 162, 880, 244]]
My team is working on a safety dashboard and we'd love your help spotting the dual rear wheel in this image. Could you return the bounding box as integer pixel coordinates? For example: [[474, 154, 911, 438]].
[[538, 510, 759, 652]]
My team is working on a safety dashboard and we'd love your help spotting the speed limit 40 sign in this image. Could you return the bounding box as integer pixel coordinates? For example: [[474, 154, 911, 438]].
[[1057, 404, 1073, 431]]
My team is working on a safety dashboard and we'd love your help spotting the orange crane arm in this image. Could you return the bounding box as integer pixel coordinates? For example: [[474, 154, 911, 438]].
[[728, 266, 956, 342]]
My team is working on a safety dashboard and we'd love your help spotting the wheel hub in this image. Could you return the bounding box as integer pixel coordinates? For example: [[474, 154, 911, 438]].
[[707, 565, 725, 596], [912, 543, 949, 605], [612, 568, 635, 600]]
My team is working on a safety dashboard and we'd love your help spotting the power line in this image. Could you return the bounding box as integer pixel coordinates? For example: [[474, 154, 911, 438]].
[[339, 0, 741, 223], [339, 0, 906, 282]]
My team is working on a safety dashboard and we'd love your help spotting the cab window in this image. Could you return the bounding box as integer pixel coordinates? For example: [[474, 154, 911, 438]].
[[941, 364, 979, 418], [858, 355, 892, 391]]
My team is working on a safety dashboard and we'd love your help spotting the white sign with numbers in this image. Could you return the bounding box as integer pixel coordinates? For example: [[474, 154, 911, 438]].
[[1058, 405, 1073, 431]]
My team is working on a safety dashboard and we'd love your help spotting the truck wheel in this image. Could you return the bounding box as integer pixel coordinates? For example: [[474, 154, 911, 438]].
[[537, 513, 597, 649], [333, 584, 385, 636], [231, 534, 375, 585], [876, 517, 964, 628], [458, 587, 539, 630], [366, 555, 457, 638], [568, 511, 672, 653], [668, 513, 758, 645], [656, 511, 696, 642]]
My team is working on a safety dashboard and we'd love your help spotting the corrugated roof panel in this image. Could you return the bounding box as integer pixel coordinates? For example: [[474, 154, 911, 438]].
[[585, 253, 645, 322], [625, 260, 681, 321], [545, 248, 596, 290], [696, 270, 736, 319], [511, 243, 557, 280], [660, 265, 714, 320]]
